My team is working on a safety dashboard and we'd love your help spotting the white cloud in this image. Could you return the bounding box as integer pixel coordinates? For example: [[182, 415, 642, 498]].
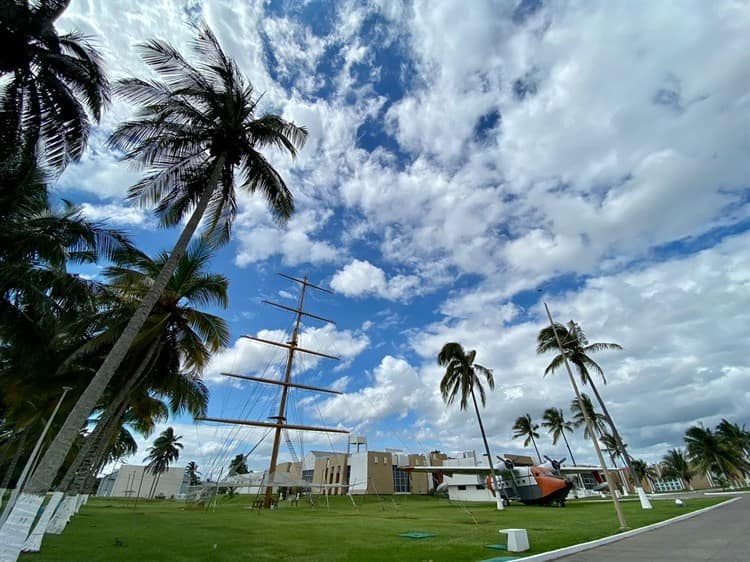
[[329, 259, 422, 301], [77, 201, 150, 227]]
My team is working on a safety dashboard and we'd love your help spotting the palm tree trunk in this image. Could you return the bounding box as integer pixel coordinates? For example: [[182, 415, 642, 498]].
[[59, 341, 160, 492], [561, 432, 577, 465], [529, 435, 543, 465], [469, 388, 503, 510], [587, 379, 637, 493], [25, 156, 226, 495]]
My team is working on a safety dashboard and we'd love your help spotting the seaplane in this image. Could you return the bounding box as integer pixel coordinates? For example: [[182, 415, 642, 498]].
[[405, 456, 604, 507]]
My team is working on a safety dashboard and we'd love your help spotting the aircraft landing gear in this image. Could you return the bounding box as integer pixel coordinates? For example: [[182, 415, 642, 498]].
[[557, 499, 566, 508], [502, 497, 510, 507]]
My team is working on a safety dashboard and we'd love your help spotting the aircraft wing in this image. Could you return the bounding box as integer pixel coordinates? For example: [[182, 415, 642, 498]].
[[557, 465, 603, 475], [404, 465, 495, 476]]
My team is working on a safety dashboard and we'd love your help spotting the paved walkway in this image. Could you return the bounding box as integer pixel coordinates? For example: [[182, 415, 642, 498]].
[[555, 495, 749, 561]]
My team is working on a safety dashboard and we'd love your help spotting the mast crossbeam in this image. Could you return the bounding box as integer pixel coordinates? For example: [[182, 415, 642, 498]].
[[220, 372, 342, 395]]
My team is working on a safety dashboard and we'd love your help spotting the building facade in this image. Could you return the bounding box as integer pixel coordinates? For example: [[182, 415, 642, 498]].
[[97, 465, 188, 499]]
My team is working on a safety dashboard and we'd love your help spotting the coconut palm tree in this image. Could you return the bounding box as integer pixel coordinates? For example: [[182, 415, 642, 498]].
[[631, 459, 658, 492], [541, 407, 576, 465], [685, 425, 748, 488], [661, 448, 694, 490], [26, 24, 306, 495], [0, 0, 109, 172], [538, 321, 639, 490], [716, 419, 750, 464], [512, 414, 543, 464], [144, 426, 182, 498], [600, 432, 626, 469], [437, 342, 503, 507], [185, 461, 201, 486], [569, 394, 607, 439], [60, 243, 227, 493]]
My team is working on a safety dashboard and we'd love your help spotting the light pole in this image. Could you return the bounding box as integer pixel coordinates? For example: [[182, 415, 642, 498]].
[[0, 386, 72, 525]]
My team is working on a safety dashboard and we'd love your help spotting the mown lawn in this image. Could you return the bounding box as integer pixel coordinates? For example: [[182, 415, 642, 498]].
[[20, 494, 727, 561]]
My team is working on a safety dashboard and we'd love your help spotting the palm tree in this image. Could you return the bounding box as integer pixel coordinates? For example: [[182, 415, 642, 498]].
[[26, 24, 306, 495], [631, 459, 658, 492], [661, 448, 694, 490], [512, 414, 543, 464], [600, 432, 626, 468], [437, 342, 503, 507], [144, 427, 183, 498], [570, 394, 607, 439], [0, 0, 109, 172], [541, 407, 576, 465], [60, 242, 228, 493], [716, 419, 750, 463], [185, 461, 201, 486], [538, 321, 639, 490], [685, 425, 748, 488]]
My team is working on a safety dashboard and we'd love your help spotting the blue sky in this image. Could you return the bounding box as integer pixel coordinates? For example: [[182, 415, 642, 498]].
[[55, 0, 750, 478]]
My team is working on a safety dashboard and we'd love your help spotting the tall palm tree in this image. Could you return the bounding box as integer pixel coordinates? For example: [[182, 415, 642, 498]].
[[437, 342, 503, 507], [144, 426, 182, 498], [661, 448, 694, 490], [684, 425, 748, 487], [26, 24, 306, 495], [512, 413, 543, 464], [541, 407, 576, 465], [60, 242, 228, 493], [0, 0, 109, 172], [538, 321, 639, 490], [569, 394, 607, 440]]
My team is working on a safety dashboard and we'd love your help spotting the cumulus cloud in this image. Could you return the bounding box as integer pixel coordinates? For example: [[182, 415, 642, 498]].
[[329, 259, 422, 301]]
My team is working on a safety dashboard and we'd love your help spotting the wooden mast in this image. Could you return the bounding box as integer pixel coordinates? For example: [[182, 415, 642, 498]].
[[196, 273, 346, 509]]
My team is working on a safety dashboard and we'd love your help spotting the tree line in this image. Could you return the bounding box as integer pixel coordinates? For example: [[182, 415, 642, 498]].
[[0, 0, 306, 510], [438, 321, 749, 492]]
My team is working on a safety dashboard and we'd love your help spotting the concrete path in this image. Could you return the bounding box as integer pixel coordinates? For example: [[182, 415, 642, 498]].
[[554, 495, 749, 561]]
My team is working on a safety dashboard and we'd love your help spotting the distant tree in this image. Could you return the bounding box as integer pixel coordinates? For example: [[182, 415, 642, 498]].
[[600, 432, 627, 469], [570, 394, 607, 439], [144, 427, 183, 498], [661, 448, 694, 490], [631, 459, 658, 492], [185, 461, 201, 486], [541, 407, 576, 465], [512, 413, 543, 464], [229, 454, 248, 475], [437, 342, 503, 505]]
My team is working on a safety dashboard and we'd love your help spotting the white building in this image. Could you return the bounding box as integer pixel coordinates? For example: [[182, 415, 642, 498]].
[[97, 465, 188, 499]]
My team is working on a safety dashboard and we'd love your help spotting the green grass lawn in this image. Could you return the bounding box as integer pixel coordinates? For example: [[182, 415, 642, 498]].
[[20, 494, 727, 562]]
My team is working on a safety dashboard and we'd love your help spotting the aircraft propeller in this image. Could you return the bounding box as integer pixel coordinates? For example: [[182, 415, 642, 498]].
[[543, 455, 567, 473]]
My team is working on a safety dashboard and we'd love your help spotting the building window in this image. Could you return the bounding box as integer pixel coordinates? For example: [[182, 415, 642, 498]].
[[476, 485, 485, 490], [302, 470, 314, 483], [457, 485, 466, 491], [392, 466, 411, 493]]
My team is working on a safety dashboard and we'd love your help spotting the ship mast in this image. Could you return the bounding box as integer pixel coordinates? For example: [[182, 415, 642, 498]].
[[197, 273, 348, 508]]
